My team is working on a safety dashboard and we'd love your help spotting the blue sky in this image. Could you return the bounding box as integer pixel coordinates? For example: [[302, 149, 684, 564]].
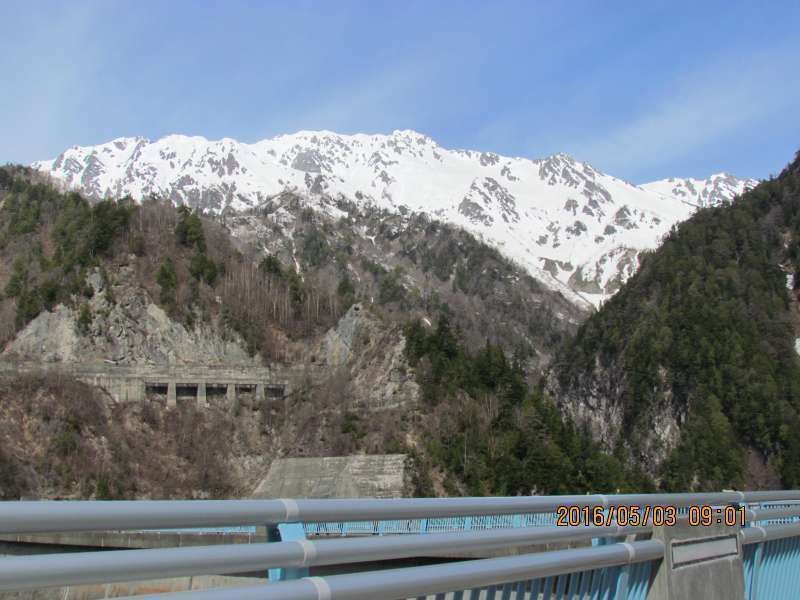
[[1, 1, 798, 183]]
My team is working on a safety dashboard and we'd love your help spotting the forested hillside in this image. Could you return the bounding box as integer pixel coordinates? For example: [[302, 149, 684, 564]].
[[0, 166, 581, 368], [552, 151, 800, 491], [0, 166, 342, 361], [404, 317, 652, 495], [0, 165, 594, 499]]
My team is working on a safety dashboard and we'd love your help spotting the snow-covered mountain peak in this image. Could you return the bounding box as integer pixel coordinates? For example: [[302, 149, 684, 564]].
[[641, 172, 756, 208], [32, 130, 757, 308]]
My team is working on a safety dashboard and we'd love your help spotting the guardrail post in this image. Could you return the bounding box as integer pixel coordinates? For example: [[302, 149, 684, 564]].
[[747, 542, 764, 600], [742, 501, 761, 600], [602, 532, 647, 599], [267, 522, 308, 582]]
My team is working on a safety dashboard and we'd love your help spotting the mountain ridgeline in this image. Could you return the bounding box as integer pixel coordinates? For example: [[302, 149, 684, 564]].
[[33, 131, 756, 308], [551, 151, 800, 490]]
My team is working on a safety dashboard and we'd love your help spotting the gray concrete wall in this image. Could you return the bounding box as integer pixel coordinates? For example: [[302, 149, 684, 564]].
[[0, 575, 263, 600], [252, 455, 408, 499], [0, 361, 322, 407], [647, 518, 744, 600], [0, 530, 262, 550]]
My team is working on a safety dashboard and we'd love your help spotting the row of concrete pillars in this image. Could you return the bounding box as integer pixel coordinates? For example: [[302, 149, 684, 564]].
[[154, 382, 274, 408]]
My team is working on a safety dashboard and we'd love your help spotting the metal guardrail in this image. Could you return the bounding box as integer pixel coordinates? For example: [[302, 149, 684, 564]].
[[743, 520, 800, 600], [299, 503, 800, 538], [112, 540, 666, 600], [5, 491, 799, 533], [3, 492, 800, 598], [133, 503, 800, 539], [0, 524, 650, 591]]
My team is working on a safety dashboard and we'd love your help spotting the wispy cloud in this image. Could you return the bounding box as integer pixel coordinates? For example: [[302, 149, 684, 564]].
[[3, 1, 797, 180], [568, 45, 800, 180]]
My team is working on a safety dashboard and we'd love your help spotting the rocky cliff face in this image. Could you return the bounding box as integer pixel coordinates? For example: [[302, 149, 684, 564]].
[[317, 303, 419, 410], [547, 360, 683, 474], [5, 263, 255, 365]]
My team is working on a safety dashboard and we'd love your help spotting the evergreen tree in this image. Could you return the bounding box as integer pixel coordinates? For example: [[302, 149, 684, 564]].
[[156, 257, 178, 307]]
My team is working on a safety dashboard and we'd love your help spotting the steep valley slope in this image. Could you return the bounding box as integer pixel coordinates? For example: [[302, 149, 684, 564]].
[[549, 150, 800, 491]]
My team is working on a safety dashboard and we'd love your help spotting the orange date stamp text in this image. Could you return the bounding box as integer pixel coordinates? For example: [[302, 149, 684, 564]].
[[555, 504, 747, 527]]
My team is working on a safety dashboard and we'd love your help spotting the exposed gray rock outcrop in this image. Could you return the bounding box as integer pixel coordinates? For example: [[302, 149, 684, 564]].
[[5, 264, 254, 365], [318, 303, 419, 410]]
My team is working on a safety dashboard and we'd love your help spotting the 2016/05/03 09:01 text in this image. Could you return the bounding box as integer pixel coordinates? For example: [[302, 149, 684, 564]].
[[555, 505, 747, 527]]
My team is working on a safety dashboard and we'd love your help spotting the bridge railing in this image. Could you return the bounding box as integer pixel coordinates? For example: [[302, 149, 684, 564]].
[[133, 502, 800, 539], [3, 491, 800, 599], [8, 490, 800, 534]]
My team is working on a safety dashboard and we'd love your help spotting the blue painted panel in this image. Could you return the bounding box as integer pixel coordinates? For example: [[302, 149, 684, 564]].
[[268, 522, 308, 581], [745, 535, 800, 600]]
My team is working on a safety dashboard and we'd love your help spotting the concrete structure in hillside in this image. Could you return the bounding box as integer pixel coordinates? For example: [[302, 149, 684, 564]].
[[0, 361, 322, 408], [251, 454, 408, 499]]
